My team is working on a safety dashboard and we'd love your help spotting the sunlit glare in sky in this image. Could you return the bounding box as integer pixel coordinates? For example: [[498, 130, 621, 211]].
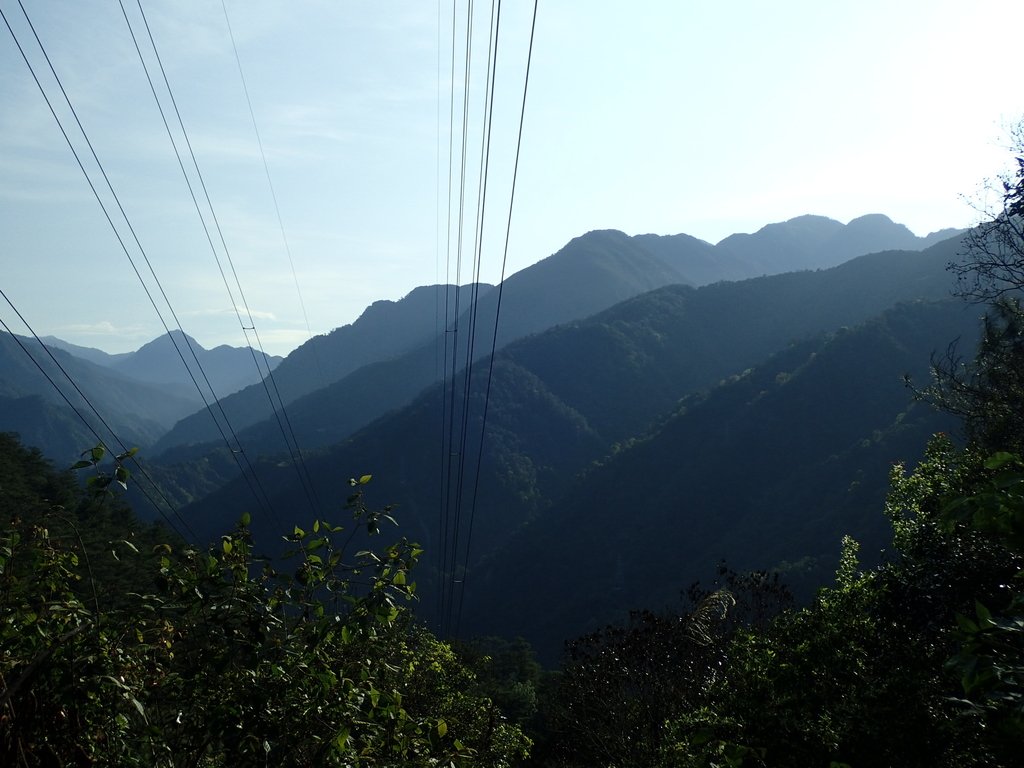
[[2, 0, 1023, 355]]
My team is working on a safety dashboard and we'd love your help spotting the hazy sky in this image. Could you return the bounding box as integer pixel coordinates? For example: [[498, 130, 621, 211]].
[[2, 0, 1023, 356]]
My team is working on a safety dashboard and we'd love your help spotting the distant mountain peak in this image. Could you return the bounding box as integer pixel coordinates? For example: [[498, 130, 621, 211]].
[[712, 212, 959, 274], [782, 213, 844, 226], [846, 213, 896, 226], [844, 213, 914, 238], [572, 229, 631, 245], [135, 329, 203, 353]]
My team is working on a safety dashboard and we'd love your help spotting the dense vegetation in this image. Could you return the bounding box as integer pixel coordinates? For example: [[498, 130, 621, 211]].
[[0, 436, 529, 766], [3, 136, 1022, 765]]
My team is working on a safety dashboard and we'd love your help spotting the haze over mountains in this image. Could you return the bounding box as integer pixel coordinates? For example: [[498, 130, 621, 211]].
[[42, 330, 282, 398], [1, 212, 976, 657], [0, 331, 280, 463], [151, 214, 959, 459], [165, 231, 974, 657]]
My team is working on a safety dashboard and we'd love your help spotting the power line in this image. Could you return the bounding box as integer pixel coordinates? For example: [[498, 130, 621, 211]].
[[451, 0, 539, 639], [436, 0, 460, 622], [445, 0, 501, 638], [428, 0, 540, 638], [436, 0, 522, 639], [437, 0, 481, 637], [0, 290, 198, 544], [120, 0, 322, 519], [2, 0, 277, 523], [219, 1, 327, 391], [216, 0, 326, 516]]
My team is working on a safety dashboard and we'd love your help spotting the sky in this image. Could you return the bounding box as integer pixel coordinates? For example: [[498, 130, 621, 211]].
[[2, 0, 1023, 357]]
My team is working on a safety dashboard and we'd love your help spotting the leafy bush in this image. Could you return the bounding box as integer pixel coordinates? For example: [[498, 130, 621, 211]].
[[0, 438, 529, 766]]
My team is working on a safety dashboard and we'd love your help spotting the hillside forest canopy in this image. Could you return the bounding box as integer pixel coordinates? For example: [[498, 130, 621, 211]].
[[2, 129, 1024, 766]]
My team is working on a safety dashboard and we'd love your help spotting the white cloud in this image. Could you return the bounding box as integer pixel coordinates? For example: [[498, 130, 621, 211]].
[[228, 327, 313, 357], [183, 307, 277, 321], [48, 321, 155, 353], [56, 320, 147, 337]]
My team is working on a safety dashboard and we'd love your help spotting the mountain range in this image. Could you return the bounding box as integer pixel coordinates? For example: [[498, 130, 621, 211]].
[[41, 330, 281, 400], [1, 212, 977, 659], [0, 331, 280, 463], [150, 214, 961, 462], [160, 228, 974, 659]]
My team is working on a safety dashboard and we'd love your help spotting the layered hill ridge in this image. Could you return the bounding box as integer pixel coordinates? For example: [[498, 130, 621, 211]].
[[152, 229, 696, 456], [0, 332, 198, 462], [466, 298, 978, 659], [152, 283, 487, 455], [712, 213, 960, 275], [1, 331, 287, 463], [110, 330, 282, 399], [2, 211, 978, 659], [40, 336, 132, 366], [42, 330, 282, 400], [153, 215, 961, 463], [170, 233, 977, 659]]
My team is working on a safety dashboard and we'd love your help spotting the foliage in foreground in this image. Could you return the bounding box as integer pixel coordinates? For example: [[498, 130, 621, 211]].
[[666, 437, 1022, 768], [534, 568, 791, 768], [0, 434, 528, 767], [525, 437, 1022, 768]]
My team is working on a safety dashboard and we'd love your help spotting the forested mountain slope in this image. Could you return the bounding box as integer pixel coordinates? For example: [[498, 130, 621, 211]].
[[169, 236, 975, 654], [489, 235, 963, 444], [42, 331, 282, 401], [152, 283, 487, 452], [466, 299, 979, 658], [155, 218, 958, 462], [152, 229, 694, 459], [156, 232, 966, 481], [0, 332, 199, 462]]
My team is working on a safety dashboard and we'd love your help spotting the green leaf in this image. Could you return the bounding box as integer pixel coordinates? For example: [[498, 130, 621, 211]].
[[975, 600, 994, 625], [239, 512, 251, 526], [955, 612, 979, 633], [70, 459, 93, 470], [131, 696, 146, 719], [89, 475, 113, 490], [985, 452, 1019, 470], [334, 727, 349, 750], [359, 474, 372, 485], [437, 719, 448, 737]]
